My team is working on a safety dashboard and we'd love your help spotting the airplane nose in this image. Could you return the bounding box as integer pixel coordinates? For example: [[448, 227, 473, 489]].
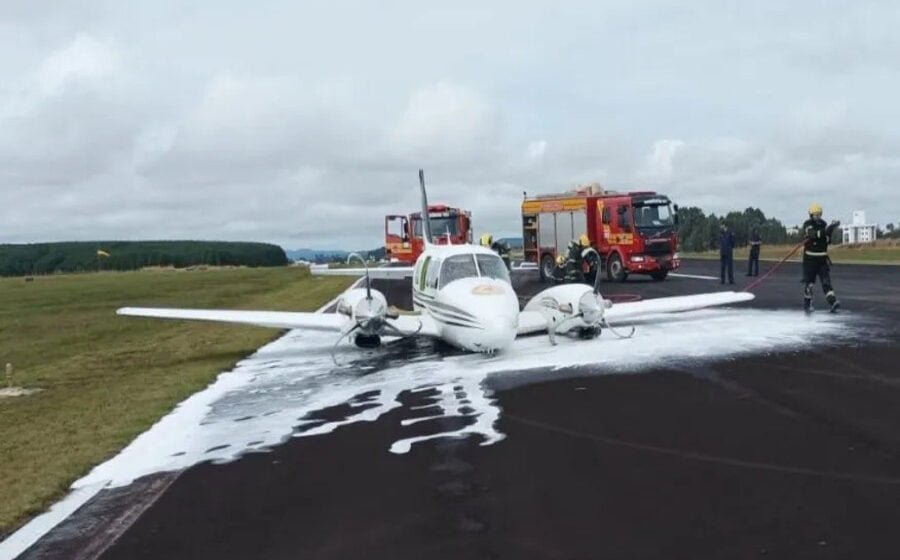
[[480, 314, 517, 351]]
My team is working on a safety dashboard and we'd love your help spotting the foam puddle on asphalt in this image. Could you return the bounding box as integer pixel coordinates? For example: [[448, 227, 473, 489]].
[[3, 306, 877, 559], [69, 307, 877, 490]]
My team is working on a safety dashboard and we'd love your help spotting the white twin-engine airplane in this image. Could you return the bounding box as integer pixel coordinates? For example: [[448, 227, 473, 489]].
[[118, 170, 754, 353]]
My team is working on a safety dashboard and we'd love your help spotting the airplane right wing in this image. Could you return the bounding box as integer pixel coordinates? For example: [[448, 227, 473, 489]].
[[387, 314, 441, 338], [117, 307, 442, 338]]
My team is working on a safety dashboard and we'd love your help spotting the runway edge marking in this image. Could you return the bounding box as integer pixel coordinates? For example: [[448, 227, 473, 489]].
[[669, 273, 719, 281]]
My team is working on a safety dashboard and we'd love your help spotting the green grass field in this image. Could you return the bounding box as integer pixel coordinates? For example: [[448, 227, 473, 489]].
[[683, 241, 900, 265], [0, 267, 353, 536]]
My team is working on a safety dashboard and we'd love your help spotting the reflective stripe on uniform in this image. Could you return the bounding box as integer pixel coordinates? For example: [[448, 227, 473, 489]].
[[805, 250, 828, 257]]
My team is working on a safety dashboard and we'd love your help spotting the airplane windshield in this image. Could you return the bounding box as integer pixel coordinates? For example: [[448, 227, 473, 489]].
[[476, 254, 511, 283], [439, 254, 479, 287]]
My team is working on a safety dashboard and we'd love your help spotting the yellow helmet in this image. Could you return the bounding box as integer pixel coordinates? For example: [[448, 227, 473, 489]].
[[480, 233, 493, 247], [579, 234, 590, 247], [808, 203, 823, 216]]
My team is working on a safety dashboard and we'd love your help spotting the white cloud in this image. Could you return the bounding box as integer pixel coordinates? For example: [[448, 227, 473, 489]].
[[387, 81, 498, 165], [526, 139, 547, 160], [33, 34, 119, 96], [642, 139, 685, 182], [1, 2, 899, 248]]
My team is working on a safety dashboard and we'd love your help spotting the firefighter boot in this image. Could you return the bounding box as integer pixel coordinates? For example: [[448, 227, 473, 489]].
[[826, 291, 840, 313], [803, 284, 814, 313]]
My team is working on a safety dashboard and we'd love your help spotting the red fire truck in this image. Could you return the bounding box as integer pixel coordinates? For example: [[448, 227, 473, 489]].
[[522, 186, 680, 282], [385, 205, 473, 264]]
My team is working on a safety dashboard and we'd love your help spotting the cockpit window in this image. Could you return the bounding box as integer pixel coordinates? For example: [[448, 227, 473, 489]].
[[476, 254, 511, 283], [439, 254, 479, 287]]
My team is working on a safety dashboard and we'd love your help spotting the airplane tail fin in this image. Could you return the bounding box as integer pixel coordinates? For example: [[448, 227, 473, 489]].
[[418, 169, 433, 247]]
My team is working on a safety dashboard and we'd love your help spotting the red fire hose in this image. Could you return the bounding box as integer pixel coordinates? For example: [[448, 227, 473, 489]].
[[743, 241, 806, 292]]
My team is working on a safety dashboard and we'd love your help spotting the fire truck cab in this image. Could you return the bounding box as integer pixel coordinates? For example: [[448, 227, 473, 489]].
[[385, 205, 473, 264], [522, 186, 680, 282]]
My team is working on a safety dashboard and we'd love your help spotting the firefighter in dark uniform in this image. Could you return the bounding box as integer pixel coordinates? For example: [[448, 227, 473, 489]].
[[802, 203, 841, 313], [480, 233, 512, 270], [747, 228, 761, 276], [719, 223, 736, 284]]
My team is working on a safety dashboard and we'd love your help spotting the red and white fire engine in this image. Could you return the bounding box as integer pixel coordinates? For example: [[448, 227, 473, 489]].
[[385, 205, 473, 264], [522, 185, 680, 282]]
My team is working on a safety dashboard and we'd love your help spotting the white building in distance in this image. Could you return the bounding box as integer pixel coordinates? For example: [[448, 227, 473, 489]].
[[842, 210, 877, 244]]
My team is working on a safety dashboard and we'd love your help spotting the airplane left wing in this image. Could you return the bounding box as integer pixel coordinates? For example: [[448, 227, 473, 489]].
[[604, 291, 754, 322], [117, 307, 348, 331], [516, 291, 754, 336], [311, 267, 414, 279], [516, 309, 551, 336]]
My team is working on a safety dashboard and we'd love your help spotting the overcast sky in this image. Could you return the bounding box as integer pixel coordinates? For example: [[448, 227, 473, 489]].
[[2, 1, 898, 249]]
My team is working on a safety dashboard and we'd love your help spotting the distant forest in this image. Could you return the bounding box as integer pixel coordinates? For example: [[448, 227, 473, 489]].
[[676, 207, 799, 252], [0, 241, 288, 277]]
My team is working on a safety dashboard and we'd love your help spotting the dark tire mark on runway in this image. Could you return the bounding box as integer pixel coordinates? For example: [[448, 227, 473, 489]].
[[676, 363, 804, 420], [503, 412, 900, 486]]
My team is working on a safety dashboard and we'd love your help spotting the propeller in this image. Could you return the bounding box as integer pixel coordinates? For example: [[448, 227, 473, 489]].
[[347, 252, 372, 302], [329, 253, 424, 364], [538, 263, 633, 345], [588, 263, 634, 339]]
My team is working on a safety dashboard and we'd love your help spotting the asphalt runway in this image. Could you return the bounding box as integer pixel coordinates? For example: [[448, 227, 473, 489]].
[[14, 259, 900, 560]]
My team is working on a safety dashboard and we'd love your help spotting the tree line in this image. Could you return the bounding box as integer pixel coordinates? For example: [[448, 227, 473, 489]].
[[675, 207, 798, 252], [0, 241, 288, 277]]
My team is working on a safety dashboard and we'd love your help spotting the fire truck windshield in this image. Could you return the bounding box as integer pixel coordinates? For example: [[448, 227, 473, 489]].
[[413, 216, 459, 238], [633, 201, 674, 230]]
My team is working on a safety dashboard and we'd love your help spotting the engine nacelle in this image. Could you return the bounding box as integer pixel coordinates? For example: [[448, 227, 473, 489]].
[[523, 284, 611, 335], [336, 288, 389, 324]]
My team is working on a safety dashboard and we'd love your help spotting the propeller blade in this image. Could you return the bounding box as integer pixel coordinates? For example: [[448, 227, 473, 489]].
[[347, 252, 372, 300], [384, 320, 423, 338]]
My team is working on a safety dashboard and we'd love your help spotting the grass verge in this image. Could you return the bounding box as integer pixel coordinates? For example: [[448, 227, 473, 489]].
[[0, 267, 353, 536], [682, 242, 900, 265]]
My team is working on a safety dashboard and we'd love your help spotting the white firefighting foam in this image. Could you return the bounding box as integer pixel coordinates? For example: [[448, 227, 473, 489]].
[[72, 307, 867, 489], [2, 306, 872, 560]]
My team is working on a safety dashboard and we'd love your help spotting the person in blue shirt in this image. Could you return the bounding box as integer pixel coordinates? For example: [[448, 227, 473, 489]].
[[719, 223, 735, 284], [747, 228, 761, 276]]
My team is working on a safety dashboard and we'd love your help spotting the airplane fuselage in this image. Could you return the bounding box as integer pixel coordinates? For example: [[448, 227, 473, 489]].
[[411, 244, 519, 353]]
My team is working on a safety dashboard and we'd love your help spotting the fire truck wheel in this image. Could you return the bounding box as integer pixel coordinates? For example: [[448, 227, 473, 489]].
[[607, 253, 628, 282], [540, 254, 555, 283], [651, 270, 668, 281]]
